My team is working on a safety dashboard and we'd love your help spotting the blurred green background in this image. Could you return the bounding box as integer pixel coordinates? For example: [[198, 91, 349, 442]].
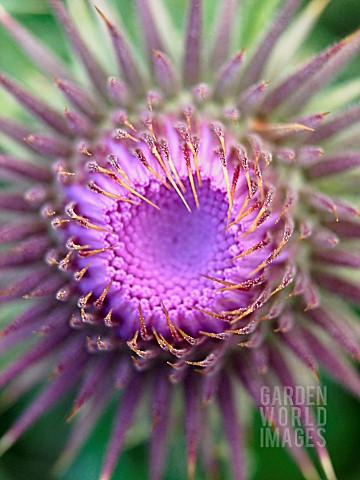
[[1, 0, 360, 479]]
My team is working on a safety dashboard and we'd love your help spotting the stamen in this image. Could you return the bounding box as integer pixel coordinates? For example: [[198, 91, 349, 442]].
[[253, 159, 264, 200], [226, 286, 271, 323], [104, 309, 114, 327], [135, 148, 169, 190], [78, 291, 93, 308], [161, 302, 181, 341], [143, 132, 169, 178], [108, 155, 132, 183], [332, 206, 339, 222], [192, 306, 231, 321], [157, 333, 188, 357], [297, 221, 313, 241], [152, 327, 168, 350], [55, 162, 76, 182], [241, 187, 274, 236], [249, 219, 294, 276], [236, 147, 253, 198], [78, 246, 114, 258], [74, 265, 89, 281], [93, 160, 161, 210], [160, 139, 186, 192], [66, 203, 112, 232], [183, 144, 199, 208], [228, 199, 261, 230], [176, 124, 201, 185], [113, 129, 139, 143], [230, 163, 241, 210], [217, 275, 267, 292], [95, 280, 113, 308], [270, 264, 295, 297], [52, 218, 71, 229], [147, 91, 162, 111], [144, 134, 191, 212], [58, 250, 73, 269], [80, 144, 92, 156], [88, 181, 139, 205], [67, 239, 90, 251], [200, 274, 236, 287], [199, 331, 229, 340], [127, 331, 151, 358], [216, 148, 232, 225], [275, 187, 297, 224], [231, 234, 271, 262], [212, 123, 226, 154], [183, 104, 194, 131], [138, 303, 150, 340], [225, 107, 240, 125], [185, 353, 217, 367], [211, 125, 230, 207], [251, 119, 314, 136], [193, 83, 208, 101], [177, 328, 200, 345]]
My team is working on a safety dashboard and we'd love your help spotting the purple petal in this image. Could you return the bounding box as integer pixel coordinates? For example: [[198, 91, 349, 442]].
[[149, 371, 172, 480], [214, 50, 245, 98], [311, 102, 360, 142], [0, 191, 33, 212], [209, 0, 238, 70], [0, 116, 32, 145], [314, 271, 360, 304], [95, 7, 144, 95], [262, 39, 347, 113], [55, 379, 113, 474], [0, 323, 69, 387], [184, 373, 203, 480], [136, 0, 164, 61], [303, 327, 360, 398], [99, 376, 142, 480], [0, 221, 44, 243], [309, 307, 360, 360], [67, 356, 114, 420], [269, 347, 337, 480], [218, 375, 245, 480], [183, 0, 202, 86], [314, 248, 360, 269], [279, 328, 318, 374], [0, 235, 50, 267], [327, 220, 360, 238], [241, 0, 301, 88], [0, 74, 70, 136], [0, 155, 51, 183], [50, 0, 108, 98], [0, 352, 86, 456], [153, 49, 179, 96], [286, 29, 360, 113], [64, 109, 93, 137], [307, 151, 360, 177], [54, 77, 104, 121], [238, 80, 270, 114], [0, 6, 70, 79], [23, 133, 72, 157]]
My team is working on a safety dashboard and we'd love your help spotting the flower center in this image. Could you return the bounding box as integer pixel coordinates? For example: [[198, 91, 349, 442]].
[[62, 120, 282, 339], [68, 174, 248, 337], [121, 178, 229, 288], [109, 178, 239, 329]]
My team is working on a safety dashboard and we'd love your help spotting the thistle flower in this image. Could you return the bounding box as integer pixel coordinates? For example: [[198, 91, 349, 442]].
[[0, 1, 360, 479]]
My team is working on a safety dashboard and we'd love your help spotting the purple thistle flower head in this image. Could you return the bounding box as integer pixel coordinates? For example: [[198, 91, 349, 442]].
[[0, 1, 360, 479]]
